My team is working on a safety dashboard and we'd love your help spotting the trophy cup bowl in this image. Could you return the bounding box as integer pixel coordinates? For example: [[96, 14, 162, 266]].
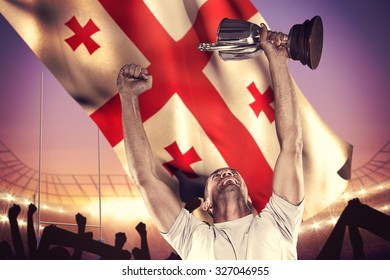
[[198, 16, 323, 70]]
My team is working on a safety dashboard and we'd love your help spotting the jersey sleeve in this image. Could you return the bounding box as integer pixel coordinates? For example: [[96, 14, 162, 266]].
[[259, 193, 304, 243], [160, 208, 205, 259]]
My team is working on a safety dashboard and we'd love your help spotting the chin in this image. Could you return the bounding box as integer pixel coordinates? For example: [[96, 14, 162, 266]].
[[219, 183, 240, 193]]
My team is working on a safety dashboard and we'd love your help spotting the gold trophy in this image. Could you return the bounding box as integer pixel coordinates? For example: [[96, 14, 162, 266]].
[[198, 16, 323, 69]]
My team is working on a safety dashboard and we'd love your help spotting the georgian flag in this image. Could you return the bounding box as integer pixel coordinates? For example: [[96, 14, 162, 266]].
[[0, 0, 352, 220]]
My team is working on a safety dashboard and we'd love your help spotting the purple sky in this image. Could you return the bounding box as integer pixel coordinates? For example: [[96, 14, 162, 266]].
[[0, 0, 389, 175]]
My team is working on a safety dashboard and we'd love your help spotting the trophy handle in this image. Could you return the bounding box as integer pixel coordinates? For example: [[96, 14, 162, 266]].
[[198, 42, 252, 51]]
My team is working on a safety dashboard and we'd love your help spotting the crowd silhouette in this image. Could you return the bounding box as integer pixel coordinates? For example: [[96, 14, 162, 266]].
[[316, 198, 390, 259], [1, 197, 389, 260], [0, 202, 180, 260]]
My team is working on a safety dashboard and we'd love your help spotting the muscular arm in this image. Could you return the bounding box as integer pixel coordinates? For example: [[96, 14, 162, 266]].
[[259, 25, 304, 206], [118, 64, 182, 233]]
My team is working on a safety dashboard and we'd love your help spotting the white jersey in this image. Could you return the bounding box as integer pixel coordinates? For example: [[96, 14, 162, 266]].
[[162, 193, 304, 259]]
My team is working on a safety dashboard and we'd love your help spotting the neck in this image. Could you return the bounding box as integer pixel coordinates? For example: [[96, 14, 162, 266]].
[[212, 198, 252, 223]]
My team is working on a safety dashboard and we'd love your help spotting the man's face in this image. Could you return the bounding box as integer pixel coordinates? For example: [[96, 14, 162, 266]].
[[205, 167, 247, 203]]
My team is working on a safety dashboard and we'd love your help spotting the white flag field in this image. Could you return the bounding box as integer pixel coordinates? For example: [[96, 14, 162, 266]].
[[0, 0, 352, 220]]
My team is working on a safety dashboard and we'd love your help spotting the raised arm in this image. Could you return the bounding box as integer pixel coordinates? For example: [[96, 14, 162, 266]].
[[27, 203, 38, 259], [8, 204, 25, 259], [118, 64, 182, 233], [259, 24, 304, 205], [72, 212, 87, 260]]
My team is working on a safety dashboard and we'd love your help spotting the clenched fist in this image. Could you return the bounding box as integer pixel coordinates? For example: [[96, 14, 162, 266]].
[[117, 64, 152, 97]]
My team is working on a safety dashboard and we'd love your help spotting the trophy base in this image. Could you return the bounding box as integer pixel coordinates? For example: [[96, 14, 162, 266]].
[[288, 16, 323, 70]]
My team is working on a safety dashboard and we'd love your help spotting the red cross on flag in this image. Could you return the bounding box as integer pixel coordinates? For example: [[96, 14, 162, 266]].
[[0, 0, 352, 220]]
